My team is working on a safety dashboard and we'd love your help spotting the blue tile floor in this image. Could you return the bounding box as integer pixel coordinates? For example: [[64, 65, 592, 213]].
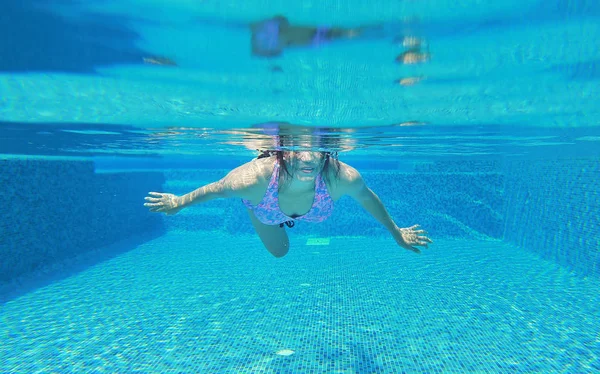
[[1, 232, 599, 373]]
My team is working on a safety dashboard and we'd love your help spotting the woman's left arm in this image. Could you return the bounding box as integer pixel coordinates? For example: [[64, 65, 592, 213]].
[[340, 166, 432, 253]]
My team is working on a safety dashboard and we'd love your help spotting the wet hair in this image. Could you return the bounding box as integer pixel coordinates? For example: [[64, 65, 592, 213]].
[[256, 150, 340, 184], [253, 125, 345, 184]]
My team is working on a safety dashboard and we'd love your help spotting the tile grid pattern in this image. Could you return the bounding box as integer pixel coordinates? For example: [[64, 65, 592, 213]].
[[1, 233, 599, 372], [502, 158, 600, 277]]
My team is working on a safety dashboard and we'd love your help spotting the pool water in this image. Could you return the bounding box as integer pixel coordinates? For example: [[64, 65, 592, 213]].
[[1, 0, 600, 372]]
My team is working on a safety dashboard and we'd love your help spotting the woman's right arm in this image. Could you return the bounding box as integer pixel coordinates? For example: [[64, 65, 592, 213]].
[[144, 160, 266, 215]]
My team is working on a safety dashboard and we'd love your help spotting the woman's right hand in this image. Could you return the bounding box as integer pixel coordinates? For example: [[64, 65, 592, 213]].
[[144, 192, 184, 215]]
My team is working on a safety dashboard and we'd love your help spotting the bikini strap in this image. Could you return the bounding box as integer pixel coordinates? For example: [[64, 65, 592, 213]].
[[266, 158, 281, 196], [315, 171, 327, 191]]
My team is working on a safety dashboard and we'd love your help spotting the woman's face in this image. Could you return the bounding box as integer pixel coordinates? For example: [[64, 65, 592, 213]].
[[284, 151, 326, 180]]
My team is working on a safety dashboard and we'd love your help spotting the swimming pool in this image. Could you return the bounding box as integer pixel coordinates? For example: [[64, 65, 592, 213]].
[[1, 0, 599, 372]]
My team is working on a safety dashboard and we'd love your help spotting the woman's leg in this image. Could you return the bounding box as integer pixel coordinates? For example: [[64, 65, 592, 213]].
[[247, 209, 290, 257]]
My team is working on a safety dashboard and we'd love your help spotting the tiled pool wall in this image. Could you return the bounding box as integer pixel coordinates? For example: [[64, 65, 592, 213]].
[[163, 157, 599, 278], [1, 156, 598, 288], [0, 158, 166, 287], [501, 158, 600, 278], [162, 160, 505, 240]]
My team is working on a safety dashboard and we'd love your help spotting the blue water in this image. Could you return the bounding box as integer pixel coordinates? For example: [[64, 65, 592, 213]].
[[2, 0, 600, 372]]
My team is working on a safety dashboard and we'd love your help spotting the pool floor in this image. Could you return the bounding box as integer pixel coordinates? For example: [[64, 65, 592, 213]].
[[1, 232, 599, 373]]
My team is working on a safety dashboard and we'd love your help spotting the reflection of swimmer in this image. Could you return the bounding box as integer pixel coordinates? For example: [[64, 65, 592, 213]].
[[245, 122, 359, 152], [251, 15, 369, 57], [142, 56, 177, 66], [396, 48, 430, 64], [395, 36, 430, 64], [197, 15, 414, 58], [395, 76, 425, 86], [144, 125, 432, 257]]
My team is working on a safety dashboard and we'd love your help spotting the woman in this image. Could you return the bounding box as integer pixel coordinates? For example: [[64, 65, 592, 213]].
[[144, 150, 432, 257]]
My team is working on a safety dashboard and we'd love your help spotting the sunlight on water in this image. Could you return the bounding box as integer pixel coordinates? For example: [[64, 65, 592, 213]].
[[1, 121, 599, 159]]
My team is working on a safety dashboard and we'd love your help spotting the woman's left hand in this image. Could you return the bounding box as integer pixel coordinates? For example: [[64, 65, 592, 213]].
[[393, 224, 432, 253]]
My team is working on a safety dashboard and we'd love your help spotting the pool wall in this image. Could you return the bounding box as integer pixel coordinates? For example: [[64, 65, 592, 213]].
[[0, 158, 166, 287], [162, 160, 504, 240], [2, 156, 598, 290], [502, 158, 600, 278]]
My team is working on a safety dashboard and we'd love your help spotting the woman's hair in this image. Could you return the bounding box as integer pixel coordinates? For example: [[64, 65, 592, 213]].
[[253, 125, 347, 184], [257, 150, 340, 183]]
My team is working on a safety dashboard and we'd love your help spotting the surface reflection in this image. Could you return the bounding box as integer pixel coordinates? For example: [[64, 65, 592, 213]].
[[2, 121, 599, 160]]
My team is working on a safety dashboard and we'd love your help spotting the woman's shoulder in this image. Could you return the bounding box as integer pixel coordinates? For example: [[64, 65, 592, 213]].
[[213, 156, 276, 200], [329, 160, 362, 184], [323, 160, 364, 199], [223, 156, 275, 189], [251, 155, 277, 171]]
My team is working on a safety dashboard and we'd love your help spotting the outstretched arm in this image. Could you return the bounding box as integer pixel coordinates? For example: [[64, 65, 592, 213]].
[[144, 161, 264, 215], [340, 166, 432, 253], [144, 182, 223, 215]]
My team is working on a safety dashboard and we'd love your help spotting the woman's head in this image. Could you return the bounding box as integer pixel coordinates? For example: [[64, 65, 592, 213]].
[[274, 150, 339, 183], [252, 123, 345, 182], [283, 151, 326, 179]]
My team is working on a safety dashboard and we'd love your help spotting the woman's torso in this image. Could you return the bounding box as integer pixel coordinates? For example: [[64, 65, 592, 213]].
[[242, 156, 343, 224]]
